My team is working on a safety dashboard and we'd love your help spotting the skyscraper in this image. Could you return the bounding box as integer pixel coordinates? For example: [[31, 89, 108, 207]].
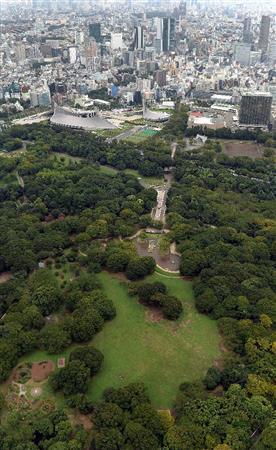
[[163, 18, 176, 52], [156, 18, 176, 53], [234, 43, 251, 66], [32, 0, 43, 9], [89, 23, 101, 43], [268, 41, 276, 63], [243, 17, 252, 44], [134, 26, 144, 50], [154, 69, 167, 87], [179, 1, 187, 17], [258, 15, 270, 52], [239, 92, 272, 126]]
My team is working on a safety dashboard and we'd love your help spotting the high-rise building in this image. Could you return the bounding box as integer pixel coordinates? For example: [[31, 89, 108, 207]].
[[68, 46, 77, 64], [30, 88, 51, 107], [32, 0, 40, 9], [111, 33, 123, 50], [239, 92, 272, 126], [234, 43, 251, 66], [163, 18, 176, 52], [179, 1, 187, 17], [154, 69, 167, 87], [243, 17, 252, 44], [269, 83, 276, 104], [156, 17, 176, 53], [89, 23, 101, 43], [134, 26, 144, 50], [15, 43, 26, 64], [268, 41, 276, 63], [258, 15, 270, 52]]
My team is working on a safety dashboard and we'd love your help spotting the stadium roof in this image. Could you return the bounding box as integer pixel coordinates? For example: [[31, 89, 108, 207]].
[[50, 105, 116, 130], [143, 107, 170, 122]]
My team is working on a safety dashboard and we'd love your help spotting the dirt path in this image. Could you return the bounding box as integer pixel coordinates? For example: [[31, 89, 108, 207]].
[[16, 171, 24, 188], [15, 171, 28, 203], [171, 142, 177, 159], [0, 272, 12, 284]]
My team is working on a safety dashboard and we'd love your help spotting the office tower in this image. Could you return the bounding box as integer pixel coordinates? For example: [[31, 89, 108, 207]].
[[239, 92, 272, 126], [269, 83, 276, 104], [68, 46, 77, 64], [89, 23, 101, 43], [243, 17, 252, 44], [111, 33, 123, 50], [154, 69, 167, 87], [234, 43, 251, 66], [163, 18, 176, 52], [134, 26, 144, 50], [258, 15, 270, 52], [32, 0, 45, 9], [156, 17, 176, 53], [30, 88, 51, 107], [32, 0, 39, 9], [179, 1, 187, 17], [268, 41, 276, 63], [15, 43, 26, 64]]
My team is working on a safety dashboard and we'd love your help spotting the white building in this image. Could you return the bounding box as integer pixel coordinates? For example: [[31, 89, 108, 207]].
[[111, 33, 123, 50], [137, 78, 152, 92], [30, 88, 51, 107], [68, 46, 77, 64]]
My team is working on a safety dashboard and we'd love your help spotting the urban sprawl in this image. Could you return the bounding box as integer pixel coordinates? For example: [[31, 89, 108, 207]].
[[0, 0, 276, 132]]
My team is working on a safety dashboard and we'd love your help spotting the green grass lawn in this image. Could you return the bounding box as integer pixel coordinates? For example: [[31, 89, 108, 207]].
[[99, 165, 119, 176], [124, 169, 164, 187], [15, 270, 220, 410], [124, 129, 158, 144], [88, 272, 220, 408], [99, 165, 164, 186]]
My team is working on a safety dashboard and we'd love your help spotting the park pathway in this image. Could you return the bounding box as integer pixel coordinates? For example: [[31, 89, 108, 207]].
[[135, 142, 181, 273], [151, 142, 177, 224]]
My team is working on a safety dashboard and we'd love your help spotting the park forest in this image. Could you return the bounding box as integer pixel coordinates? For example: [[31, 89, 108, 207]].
[[0, 106, 275, 450]]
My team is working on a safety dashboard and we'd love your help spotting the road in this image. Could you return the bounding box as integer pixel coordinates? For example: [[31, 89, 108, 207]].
[[151, 142, 176, 224]]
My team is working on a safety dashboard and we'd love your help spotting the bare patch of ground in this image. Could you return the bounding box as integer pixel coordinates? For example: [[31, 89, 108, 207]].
[[145, 306, 164, 323], [31, 361, 54, 382], [110, 271, 128, 282], [223, 141, 263, 159], [0, 272, 12, 284], [135, 238, 180, 271], [31, 386, 42, 398], [70, 413, 93, 431], [213, 338, 229, 370], [211, 385, 224, 397]]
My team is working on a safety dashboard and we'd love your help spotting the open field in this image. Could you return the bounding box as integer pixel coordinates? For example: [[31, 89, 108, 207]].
[[99, 165, 119, 175], [8, 270, 220, 410], [222, 140, 263, 159], [100, 165, 165, 187], [95, 124, 133, 138], [89, 272, 220, 408], [124, 128, 158, 144], [124, 168, 164, 187]]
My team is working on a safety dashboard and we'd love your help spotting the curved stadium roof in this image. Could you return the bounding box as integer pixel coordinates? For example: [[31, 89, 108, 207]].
[[50, 105, 116, 130], [143, 107, 170, 122]]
